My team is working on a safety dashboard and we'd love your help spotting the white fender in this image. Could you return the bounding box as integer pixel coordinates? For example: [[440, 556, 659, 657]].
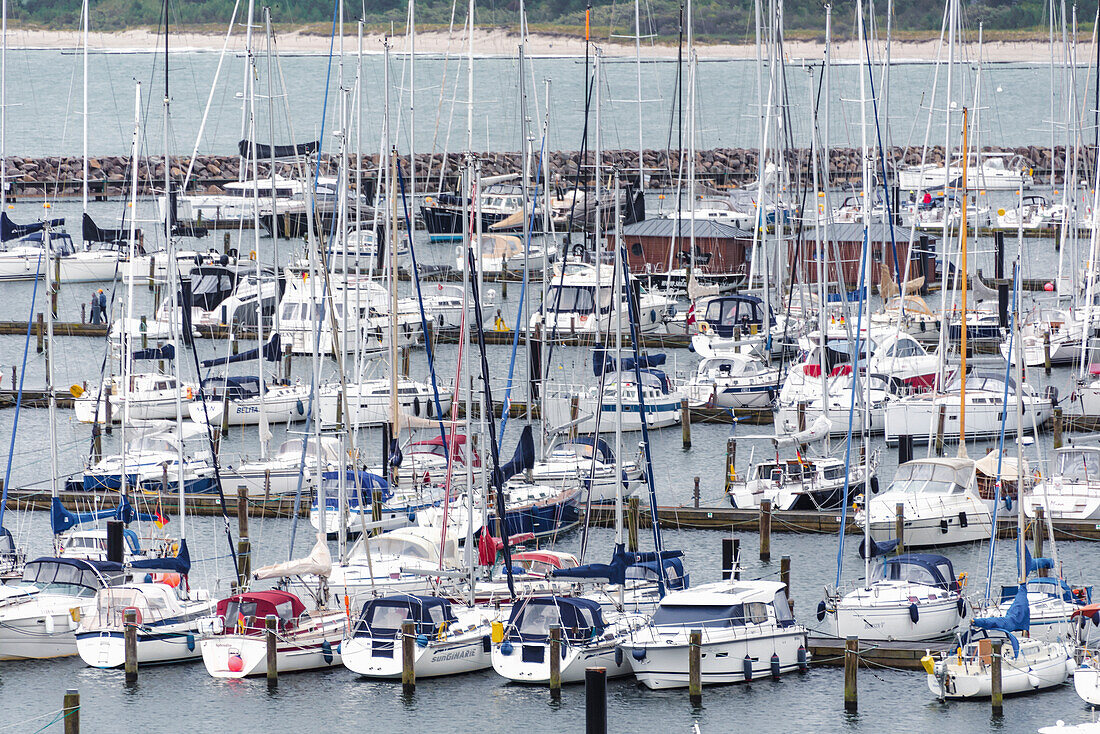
[[44, 614, 55, 634]]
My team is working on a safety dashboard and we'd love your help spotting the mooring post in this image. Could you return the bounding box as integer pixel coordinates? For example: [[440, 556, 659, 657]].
[[935, 404, 947, 456], [681, 398, 691, 449], [844, 636, 858, 713], [402, 620, 416, 695], [896, 503, 905, 553], [759, 499, 772, 562], [721, 537, 735, 580], [991, 639, 1004, 717], [123, 608, 138, 683], [1044, 332, 1052, 375], [724, 438, 736, 493], [689, 629, 702, 707], [693, 476, 700, 508], [797, 401, 806, 432], [626, 496, 640, 552], [266, 614, 278, 685], [284, 345, 292, 381], [1034, 506, 1047, 576], [733, 538, 741, 579], [549, 624, 562, 701], [237, 485, 250, 587], [898, 434, 913, 465], [780, 555, 791, 597], [1053, 407, 1064, 449], [585, 667, 607, 734], [63, 689, 80, 734], [372, 489, 383, 536], [36, 312, 43, 353]]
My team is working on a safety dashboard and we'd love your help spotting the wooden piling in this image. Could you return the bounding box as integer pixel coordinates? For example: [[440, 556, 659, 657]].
[[36, 312, 43, 353], [681, 398, 691, 449], [1044, 332, 1052, 375], [797, 401, 807, 432], [372, 489, 383, 536], [991, 639, 1003, 716], [147, 256, 155, 290], [844, 636, 858, 712], [689, 629, 702, 707], [401, 347, 410, 377], [896, 503, 905, 553], [237, 486, 250, 586], [284, 345, 292, 381], [780, 555, 791, 597], [1054, 407, 1064, 449], [223, 232, 231, 254], [626, 496, 640, 552], [585, 667, 607, 734], [401, 620, 416, 695], [759, 499, 772, 562], [549, 624, 562, 700], [63, 690, 79, 734], [724, 438, 736, 493], [693, 476, 700, 508], [569, 396, 579, 439], [722, 537, 735, 580], [266, 615, 278, 684], [124, 608, 138, 683]]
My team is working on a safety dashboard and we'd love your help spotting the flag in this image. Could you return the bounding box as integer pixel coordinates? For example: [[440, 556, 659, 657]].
[[686, 303, 696, 326], [237, 610, 246, 632], [154, 512, 169, 529]]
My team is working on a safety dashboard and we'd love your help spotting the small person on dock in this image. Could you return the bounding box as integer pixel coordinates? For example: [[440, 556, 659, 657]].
[[90, 290, 103, 324], [98, 289, 108, 325]]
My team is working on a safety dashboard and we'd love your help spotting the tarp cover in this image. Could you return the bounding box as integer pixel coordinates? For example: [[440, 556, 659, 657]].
[[238, 139, 319, 160], [2, 212, 65, 242], [858, 536, 900, 559], [132, 344, 175, 361], [592, 348, 667, 377], [253, 533, 332, 579], [50, 495, 158, 535], [974, 584, 1030, 634], [130, 538, 191, 575]]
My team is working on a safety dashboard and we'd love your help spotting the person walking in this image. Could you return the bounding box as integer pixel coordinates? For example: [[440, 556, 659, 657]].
[[97, 289, 108, 325], [90, 290, 102, 324]]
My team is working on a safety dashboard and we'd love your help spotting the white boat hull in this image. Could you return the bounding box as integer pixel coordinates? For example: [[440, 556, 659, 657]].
[[629, 628, 807, 689]]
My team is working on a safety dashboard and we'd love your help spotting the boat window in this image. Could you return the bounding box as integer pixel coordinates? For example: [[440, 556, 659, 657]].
[[373, 538, 433, 560], [651, 604, 744, 628], [823, 465, 845, 481], [773, 591, 794, 625], [275, 601, 296, 623], [367, 603, 412, 632], [546, 285, 596, 315], [744, 601, 770, 624], [1059, 450, 1100, 482], [872, 562, 937, 587], [896, 339, 923, 357], [223, 600, 260, 623], [518, 604, 562, 637]]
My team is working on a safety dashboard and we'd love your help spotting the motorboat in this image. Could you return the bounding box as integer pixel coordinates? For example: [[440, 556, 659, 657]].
[[73, 371, 195, 424], [1024, 446, 1100, 521], [821, 552, 967, 642], [491, 596, 647, 683], [342, 594, 497, 678], [678, 294, 796, 359], [883, 369, 1052, 445], [627, 579, 807, 689], [457, 233, 556, 276], [76, 576, 216, 667], [530, 263, 674, 335], [859, 457, 992, 548], [221, 436, 342, 497], [421, 181, 540, 241], [186, 375, 309, 427], [318, 377, 452, 427], [79, 424, 215, 494], [530, 436, 644, 504], [0, 230, 128, 283], [167, 175, 305, 225], [685, 349, 779, 410], [897, 153, 1033, 191], [999, 308, 1084, 367], [0, 557, 128, 660], [728, 452, 877, 511], [994, 195, 1066, 230]]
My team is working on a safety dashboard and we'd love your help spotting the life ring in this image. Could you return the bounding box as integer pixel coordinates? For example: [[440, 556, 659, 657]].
[[572, 243, 585, 258], [437, 621, 448, 641], [122, 606, 143, 626]]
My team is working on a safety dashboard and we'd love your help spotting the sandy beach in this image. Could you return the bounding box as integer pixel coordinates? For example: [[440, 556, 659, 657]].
[[0, 26, 1065, 63]]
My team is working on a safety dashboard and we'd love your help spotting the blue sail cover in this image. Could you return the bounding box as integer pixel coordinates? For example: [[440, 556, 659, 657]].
[[550, 545, 686, 586], [492, 425, 536, 487], [1023, 544, 1055, 576], [130, 538, 191, 575], [1, 212, 64, 242], [50, 496, 158, 534], [858, 536, 899, 559], [201, 333, 281, 369], [132, 344, 175, 361], [974, 584, 1031, 634], [592, 348, 667, 377]]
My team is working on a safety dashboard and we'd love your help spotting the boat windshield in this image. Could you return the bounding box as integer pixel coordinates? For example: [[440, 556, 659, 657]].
[[870, 561, 940, 587], [546, 285, 597, 315], [85, 588, 176, 628], [20, 561, 121, 597], [1058, 450, 1100, 483], [372, 537, 435, 561], [651, 604, 748, 628], [885, 462, 969, 496]]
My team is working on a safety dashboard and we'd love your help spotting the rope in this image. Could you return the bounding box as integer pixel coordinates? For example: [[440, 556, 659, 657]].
[[0, 707, 72, 732]]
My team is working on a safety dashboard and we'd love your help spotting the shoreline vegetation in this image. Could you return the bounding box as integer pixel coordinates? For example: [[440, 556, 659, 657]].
[[0, 25, 1084, 62]]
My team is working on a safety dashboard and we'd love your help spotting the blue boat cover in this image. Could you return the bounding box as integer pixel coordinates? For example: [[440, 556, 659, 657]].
[[876, 553, 957, 591], [132, 344, 175, 361], [198, 375, 262, 399], [858, 536, 899, 559], [201, 333, 281, 368], [50, 495, 158, 534], [354, 593, 458, 637], [492, 425, 536, 487], [550, 544, 686, 588], [130, 538, 191, 575], [1, 212, 64, 242], [592, 348, 667, 377], [974, 584, 1030, 634], [505, 596, 606, 642]]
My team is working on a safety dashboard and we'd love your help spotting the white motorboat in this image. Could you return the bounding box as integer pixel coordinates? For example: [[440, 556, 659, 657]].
[[883, 370, 1052, 445], [627, 579, 807, 689], [458, 233, 556, 276], [342, 594, 497, 678], [166, 175, 305, 225], [1024, 446, 1100, 521], [897, 153, 1033, 191], [491, 596, 647, 683], [187, 376, 309, 427], [0, 557, 128, 660], [530, 436, 644, 504], [822, 552, 967, 642], [530, 263, 673, 335], [222, 437, 342, 497], [544, 357, 684, 434], [318, 377, 452, 427], [728, 453, 877, 511], [0, 230, 127, 283], [859, 457, 992, 548], [685, 350, 779, 409], [76, 579, 216, 667], [73, 371, 195, 424]]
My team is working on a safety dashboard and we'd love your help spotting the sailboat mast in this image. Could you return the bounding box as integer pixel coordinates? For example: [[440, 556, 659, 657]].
[[2, 0, 6, 214], [408, 0, 416, 201], [614, 172, 624, 547], [958, 107, 969, 454], [82, 0, 88, 215], [634, 0, 644, 190], [246, 6, 269, 461], [857, 0, 871, 586]]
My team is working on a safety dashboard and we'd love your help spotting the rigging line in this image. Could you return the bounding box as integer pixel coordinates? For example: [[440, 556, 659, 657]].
[[497, 129, 546, 444], [833, 227, 869, 588], [0, 251, 42, 531]]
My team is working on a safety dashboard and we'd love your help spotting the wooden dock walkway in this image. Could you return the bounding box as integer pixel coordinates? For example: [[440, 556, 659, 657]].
[[806, 636, 952, 671]]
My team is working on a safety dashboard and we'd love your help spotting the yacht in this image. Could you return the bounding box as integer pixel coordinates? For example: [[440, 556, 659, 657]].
[[221, 436, 342, 498], [627, 579, 807, 688], [1024, 446, 1100, 521], [73, 371, 195, 424], [728, 453, 877, 511], [457, 233, 556, 276], [530, 436, 644, 504], [421, 180, 539, 241], [897, 153, 1033, 191], [318, 377, 451, 427], [530, 263, 674, 335], [994, 195, 1066, 230], [186, 375, 309, 427], [685, 345, 779, 410], [167, 175, 305, 225], [544, 364, 684, 434]]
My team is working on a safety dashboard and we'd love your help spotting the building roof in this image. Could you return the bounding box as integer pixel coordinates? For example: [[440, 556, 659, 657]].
[[803, 222, 936, 244], [619, 218, 754, 240]]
